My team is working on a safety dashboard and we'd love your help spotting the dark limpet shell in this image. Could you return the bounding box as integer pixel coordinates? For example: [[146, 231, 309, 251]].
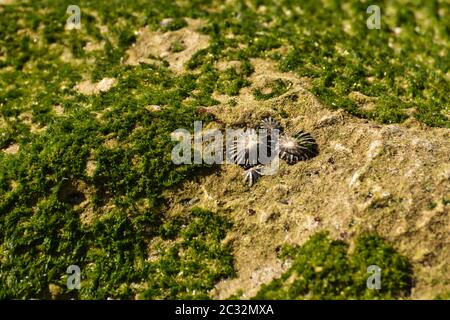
[[229, 129, 262, 169], [243, 165, 263, 186], [259, 117, 282, 161], [260, 117, 283, 133], [279, 131, 318, 164]]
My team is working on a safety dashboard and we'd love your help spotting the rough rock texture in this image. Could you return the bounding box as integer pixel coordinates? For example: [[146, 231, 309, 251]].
[[2, 143, 19, 154], [164, 59, 450, 299], [125, 18, 209, 73], [74, 77, 117, 95]]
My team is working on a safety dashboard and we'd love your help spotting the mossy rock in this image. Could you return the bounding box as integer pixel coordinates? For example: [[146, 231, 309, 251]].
[[254, 233, 412, 300]]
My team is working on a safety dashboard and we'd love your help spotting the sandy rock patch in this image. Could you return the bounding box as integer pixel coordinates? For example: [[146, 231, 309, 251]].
[[2, 143, 19, 154], [125, 18, 210, 73], [74, 77, 117, 95], [164, 59, 450, 299]]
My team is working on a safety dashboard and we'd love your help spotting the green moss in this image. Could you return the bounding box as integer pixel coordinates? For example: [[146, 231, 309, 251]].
[[170, 40, 186, 53], [160, 18, 188, 32], [77, 207, 234, 299], [0, 0, 446, 300], [435, 292, 450, 300], [253, 79, 292, 100], [192, 0, 449, 127], [254, 233, 412, 300], [0, 0, 230, 298], [227, 98, 238, 107], [140, 207, 235, 299]]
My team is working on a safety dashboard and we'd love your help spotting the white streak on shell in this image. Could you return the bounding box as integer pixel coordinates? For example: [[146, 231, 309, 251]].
[[279, 131, 317, 164]]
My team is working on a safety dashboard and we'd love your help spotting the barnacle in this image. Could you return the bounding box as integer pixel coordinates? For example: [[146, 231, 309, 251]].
[[243, 165, 263, 186], [260, 117, 283, 133], [229, 129, 264, 169], [259, 117, 282, 160], [279, 131, 318, 164], [234, 119, 318, 186]]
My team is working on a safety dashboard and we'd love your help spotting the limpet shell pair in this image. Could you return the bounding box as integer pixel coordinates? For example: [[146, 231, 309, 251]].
[[229, 117, 318, 186]]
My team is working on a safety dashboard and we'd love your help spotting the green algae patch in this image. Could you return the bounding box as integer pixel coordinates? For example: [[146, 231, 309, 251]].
[[254, 233, 412, 300], [253, 79, 292, 101], [0, 0, 448, 300]]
